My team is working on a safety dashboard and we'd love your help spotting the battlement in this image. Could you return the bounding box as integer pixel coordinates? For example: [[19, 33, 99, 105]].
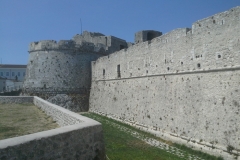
[[29, 39, 107, 54], [29, 31, 130, 54], [29, 40, 74, 51]]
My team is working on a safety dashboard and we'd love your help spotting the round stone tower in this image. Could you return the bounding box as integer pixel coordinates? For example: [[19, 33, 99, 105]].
[[22, 31, 129, 111], [22, 39, 104, 111]]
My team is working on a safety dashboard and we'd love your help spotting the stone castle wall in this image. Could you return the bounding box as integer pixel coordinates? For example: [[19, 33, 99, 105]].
[[89, 6, 240, 159], [23, 32, 129, 111]]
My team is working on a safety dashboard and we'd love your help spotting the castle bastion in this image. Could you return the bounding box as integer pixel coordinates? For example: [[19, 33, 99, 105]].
[[22, 31, 131, 111]]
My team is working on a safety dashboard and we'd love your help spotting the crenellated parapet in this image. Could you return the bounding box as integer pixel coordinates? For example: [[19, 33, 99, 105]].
[[28, 30, 133, 54], [28, 39, 108, 54]]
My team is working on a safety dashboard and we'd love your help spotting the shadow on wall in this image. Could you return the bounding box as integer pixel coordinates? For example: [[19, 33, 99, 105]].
[[0, 89, 22, 96]]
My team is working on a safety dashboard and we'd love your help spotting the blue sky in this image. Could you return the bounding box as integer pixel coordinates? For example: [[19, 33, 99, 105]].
[[0, 0, 239, 64]]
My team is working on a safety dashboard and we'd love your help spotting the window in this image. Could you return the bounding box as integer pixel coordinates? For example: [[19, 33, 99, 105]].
[[23, 72, 25, 76], [0, 72, 3, 76], [197, 63, 201, 68], [103, 69, 105, 76], [117, 65, 121, 78], [105, 37, 107, 46], [12, 72, 15, 76], [18, 72, 20, 76], [6, 72, 9, 76]]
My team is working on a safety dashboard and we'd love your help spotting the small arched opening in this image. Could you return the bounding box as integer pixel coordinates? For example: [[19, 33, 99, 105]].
[[105, 37, 107, 46]]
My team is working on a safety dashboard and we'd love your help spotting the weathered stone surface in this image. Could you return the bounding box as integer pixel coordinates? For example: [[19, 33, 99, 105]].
[[34, 96, 83, 126], [47, 94, 79, 112], [89, 6, 240, 160], [0, 126, 105, 160], [46, 94, 89, 112]]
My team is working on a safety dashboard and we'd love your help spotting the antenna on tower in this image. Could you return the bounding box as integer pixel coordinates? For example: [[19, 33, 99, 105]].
[[80, 18, 82, 35]]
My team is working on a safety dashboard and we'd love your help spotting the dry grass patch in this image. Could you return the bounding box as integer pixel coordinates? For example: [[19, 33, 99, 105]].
[[0, 103, 59, 140]]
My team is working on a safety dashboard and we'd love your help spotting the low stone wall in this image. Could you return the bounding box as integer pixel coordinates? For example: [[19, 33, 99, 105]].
[[33, 96, 83, 126], [0, 96, 105, 160], [0, 96, 33, 104]]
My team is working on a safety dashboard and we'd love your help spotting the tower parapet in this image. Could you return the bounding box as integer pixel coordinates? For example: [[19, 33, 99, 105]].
[[29, 39, 107, 54]]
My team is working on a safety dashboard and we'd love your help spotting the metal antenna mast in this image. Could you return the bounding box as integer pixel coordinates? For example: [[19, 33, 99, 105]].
[[80, 18, 82, 35]]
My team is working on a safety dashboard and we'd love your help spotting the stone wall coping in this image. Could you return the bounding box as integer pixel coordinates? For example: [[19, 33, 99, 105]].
[[0, 122, 100, 149], [33, 96, 93, 122]]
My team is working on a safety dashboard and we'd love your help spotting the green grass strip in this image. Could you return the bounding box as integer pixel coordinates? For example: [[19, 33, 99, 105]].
[[82, 112, 223, 160]]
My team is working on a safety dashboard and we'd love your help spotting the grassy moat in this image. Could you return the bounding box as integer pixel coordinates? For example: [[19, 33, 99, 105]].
[[0, 104, 224, 159], [81, 113, 223, 160], [0, 103, 59, 140]]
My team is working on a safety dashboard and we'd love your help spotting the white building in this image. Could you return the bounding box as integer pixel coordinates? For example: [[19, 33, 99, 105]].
[[0, 64, 27, 81], [0, 64, 27, 92]]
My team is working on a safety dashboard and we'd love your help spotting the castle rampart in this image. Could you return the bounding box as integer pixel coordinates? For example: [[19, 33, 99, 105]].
[[90, 6, 240, 159]]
